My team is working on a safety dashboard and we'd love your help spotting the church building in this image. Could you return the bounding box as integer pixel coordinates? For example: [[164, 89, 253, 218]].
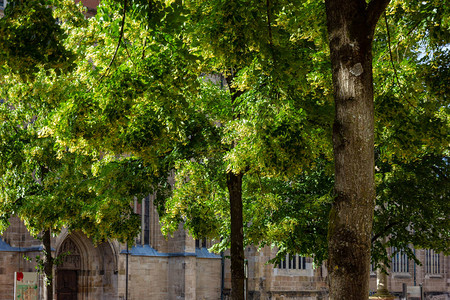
[[0, 195, 449, 299]]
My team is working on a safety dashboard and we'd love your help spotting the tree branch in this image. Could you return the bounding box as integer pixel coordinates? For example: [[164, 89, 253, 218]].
[[384, 12, 417, 111], [430, 165, 449, 180], [123, 41, 137, 66], [98, 0, 128, 83], [366, 0, 391, 33], [377, 19, 423, 62], [141, 36, 147, 60], [266, 0, 273, 47], [225, 69, 243, 120], [371, 221, 400, 243], [3, 114, 19, 135], [384, 13, 399, 85]]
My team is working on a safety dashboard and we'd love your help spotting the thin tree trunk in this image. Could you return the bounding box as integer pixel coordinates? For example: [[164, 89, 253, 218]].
[[324, 0, 390, 299], [42, 229, 53, 300], [225, 73, 245, 300], [227, 171, 245, 300]]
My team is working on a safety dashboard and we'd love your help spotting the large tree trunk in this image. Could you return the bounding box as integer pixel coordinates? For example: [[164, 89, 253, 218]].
[[42, 229, 53, 300], [227, 171, 245, 300], [325, 0, 390, 299]]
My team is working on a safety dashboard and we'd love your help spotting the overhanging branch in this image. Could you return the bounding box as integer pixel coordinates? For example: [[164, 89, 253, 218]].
[[98, 0, 128, 83], [371, 221, 400, 243], [384, 12, 417, 110], [366, 0, 391, 33]]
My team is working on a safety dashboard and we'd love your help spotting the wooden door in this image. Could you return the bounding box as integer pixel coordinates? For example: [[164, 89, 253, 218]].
[[57, 270, 77, 300]]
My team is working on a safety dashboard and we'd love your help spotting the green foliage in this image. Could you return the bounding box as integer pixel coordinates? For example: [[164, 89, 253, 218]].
[[51, 0, 448, 266], [0, 1, 154, 244], [372, 155, 450, 269], [0, 91, 145, 242], [161, 159, 229, 239], [1, 0, 448, 273], [367, 0, 450, 267], [373, 0, 450, 162], [243, 158, 333, 265], [0, 0, 74, 81]]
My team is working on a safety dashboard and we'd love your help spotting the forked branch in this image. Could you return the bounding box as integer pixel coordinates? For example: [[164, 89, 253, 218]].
[[366, 0, 391, 33]]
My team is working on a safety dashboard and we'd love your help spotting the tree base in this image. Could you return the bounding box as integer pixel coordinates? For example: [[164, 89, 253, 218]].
[[369, 293, 395, 300]]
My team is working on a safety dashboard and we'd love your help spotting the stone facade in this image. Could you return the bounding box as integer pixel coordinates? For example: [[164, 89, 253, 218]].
[[0, 202, 224, 300], [368, 249, 450, 300], [1, 197, 449, 300]]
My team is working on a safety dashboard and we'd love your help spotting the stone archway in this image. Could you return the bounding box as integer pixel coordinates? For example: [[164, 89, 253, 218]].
[[56, 238, 81, 300], [56, 233, 119, 300]]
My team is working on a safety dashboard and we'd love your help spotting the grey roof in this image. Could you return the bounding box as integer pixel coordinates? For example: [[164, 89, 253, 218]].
[[120, 244, 221, 259], [0, 237, 44, 252]]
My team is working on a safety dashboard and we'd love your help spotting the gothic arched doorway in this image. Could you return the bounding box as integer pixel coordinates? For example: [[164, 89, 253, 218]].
[[55, 232, 119, 300], [56, 238, 80, 300]]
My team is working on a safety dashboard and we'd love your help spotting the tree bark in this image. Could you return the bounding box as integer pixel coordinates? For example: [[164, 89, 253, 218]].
[[227, 171, 245, 300], [324, 0, 390, 299], [42, 229, 53, 300]]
